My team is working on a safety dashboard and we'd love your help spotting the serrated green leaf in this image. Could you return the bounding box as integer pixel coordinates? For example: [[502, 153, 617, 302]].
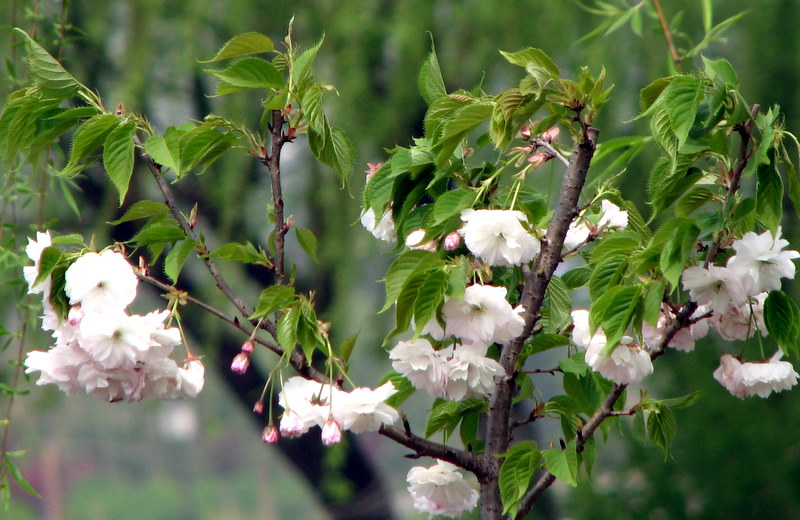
[[14, 28, 81, 98], [499, 441, 541, 516], [164, 238, 196, 283], [433, 189, 474, 225], [675, 187, 716, 217], [764, 290, 800, 357], [425, 398, 486, 439], [277, 306, 301, 351], [643, 280, 666, 326], [51, 233, 84, 245], [525, 333, 570, 356], [300, 84, 325, 134], [130, 221, 185, 248], [544, 442, 578, 487], [500, 47, 559, 79], [206, 57, 284, 89], [559, 355, 589, 375], [382, 250, 441, 312], [588, 256, 627, 301], [108, 200, 170, 225], [659, 219, 700, 289], [208, 242, 267, 265], [144, 128, 182, 173], [33, 247, 63, 287], [295, 227, 319, 263], [103, 121, 136, 205], [201, 32, 274, 62], [545, 276, 571, 332], [292, 36, 324, 87], [251, 286, 297, 320], [647, 406, 676, 459], [179, 125, 238, 176], [562, 266, 592, 289], [591, 285, 641, 351], [756, 157, 783, 233], [61, 114, 120, 176], [339, 333, 358, 364], [382, 372, 416, 408], [412, 269, 447, 335], [418, 41, 447, 105], [662, 75, 703, 147], [435, 103, 493, 167]]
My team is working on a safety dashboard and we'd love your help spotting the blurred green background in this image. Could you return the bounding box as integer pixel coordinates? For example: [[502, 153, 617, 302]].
[[2, 1, 800, 519]]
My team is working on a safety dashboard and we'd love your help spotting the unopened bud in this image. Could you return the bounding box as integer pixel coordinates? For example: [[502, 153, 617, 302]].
[[230, 352, 250, 375], [520, 123, 532, 141], [241, 340, 255, 354], [405, 229, 438, 252], [253, 400, 265, 414], [462, 148, 473, 159], [285, 215, 296, 229], [527, 152, 551, 168], [541, 126, 560, 143], [365, 162, 383, 181], [321, 419, 342, 446], [262, 425, 279, 444], [443, 231, 461, 251]]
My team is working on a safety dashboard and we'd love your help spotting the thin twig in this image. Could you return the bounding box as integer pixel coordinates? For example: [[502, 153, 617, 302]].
[[652, 0, 681, 67], [532, 138, 570, 168]]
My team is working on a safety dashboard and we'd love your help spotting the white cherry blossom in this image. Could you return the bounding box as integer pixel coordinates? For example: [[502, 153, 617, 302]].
[[459, 209, 540, 266], [442, 284, 525, 345], [727, 228, 800, 293], [406, 460, 479, 518], [65, 249, 139, 313]]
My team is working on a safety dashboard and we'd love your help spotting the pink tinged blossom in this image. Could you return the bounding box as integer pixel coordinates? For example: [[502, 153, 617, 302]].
[[277, 376, 331, 435], [527, 152, 550, 168], [442, 284, 525, 346], [641, 307, 710, 353], [262, 425, 279, 444], [541, 126, 560, 143], [709, 293, 767, 341], [406, 460, 479, 518], [727, 228, 800, 293], [360, 207, 395, 242], [713, 352, 798, 398], [279, 410, 309, 438], [405, 229, 438, 251], [321, 419, 343, 446], [458, 209, 540, 266], [64, 250, 139, 313], [563, 222, 592, 251], [682, 265, 750, 314], [443, 231, 461, 251], [390, 338, 448, 397], [585, 336, 653, 385], [333, 382, 399, 433], [176, 359, 205, 398], [365, 162, 383, 181], [241, 340, 255, 354], [446, 343, 504, 399], [23, 231, 53, 294], [79, 311, 155, 369], [230, 352, 250, 374], [713, 354, 748, 398], [253, 400, 265, 414], [596, 200, 628, 231]]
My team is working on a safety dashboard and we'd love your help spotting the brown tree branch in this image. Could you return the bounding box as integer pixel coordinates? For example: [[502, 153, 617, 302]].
[[482, 127, 599, 518], [263, 109, 290, 286]]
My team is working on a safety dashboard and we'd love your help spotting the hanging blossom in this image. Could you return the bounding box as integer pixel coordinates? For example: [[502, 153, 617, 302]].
[[563, 200, 628, 251], [709, 293, 768, 341], [713, 352, 799, 398], [571, 310, 653, 384], [458, 209, 540, 266], [442, 284, 525, 346], [642, 306, 710, 352], [22, 238, 204, 403], [406, 460, 479, 518], [390, 338, 503, 401], [277, 376, 399, 443], [727, 227, 800, 292]]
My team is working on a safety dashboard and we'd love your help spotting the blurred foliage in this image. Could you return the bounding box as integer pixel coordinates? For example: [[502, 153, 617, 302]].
[[3, 1, 800, 519]]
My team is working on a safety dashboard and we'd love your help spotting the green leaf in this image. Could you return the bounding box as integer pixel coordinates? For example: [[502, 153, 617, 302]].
[[435, 102, 493, 167], [5, 458, 40, 498], [144, 128, 182, 173], [179, 125, 238, 176], [300, 84, 325, 134], [425, 398, 487, 439], [412, 269, 447, 335], [544, 441, 578, 487], [277, 306, 301, 351], [13, 28, 81, 98], [382, 372, 416, 408], [418, 40, 447, 105], [338, 333, 358, 364], [103, 121, 137, 205], [647, 405, 676, 459], [675, 187, 716, 217], [562, 266, 592, 289], [382, 250, 441, 312], [756, 158, 783, 233], [201, 32, 274, 62], [250, 286, 297, 320], [643, 280, 666, 326], [164, 239, 196, 283], [295, 227, 319, 263], [433, 189, 474, 225], [208, 242, 268, 265], [662, 75, 703, 147], [33, 247, 63, 287], [205, 57, 284, 89], [499, 441, 541, 516], [524, 333, 570, 357], [659, 219, 700, 288], [130, 221, 185, 248], [499, 47, 559, 92], [591, 285, 641, 351], [292, 36, 324, 87], [588, 255, 627, 301], [764, 290, 800, 357], [61, 114, 120, 176], [108, 200, 170, 225], [544, 276, 571, 332]]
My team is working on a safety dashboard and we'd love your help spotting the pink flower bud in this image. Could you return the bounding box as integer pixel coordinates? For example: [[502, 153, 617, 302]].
[[252, 400, 264, 414], [241, 340, 255, 354], [68, 306, 84, 327], [527, 152, 551, 168], [321, 419, 342, 446], [541, 126, 560, 143], [279, 410, 306, 438], [230, 352, 250, 375], [443, 231, 461, 251], [365, 162, 383, 181], [262, 425, 279, 444], [520, 124, 532, 141]]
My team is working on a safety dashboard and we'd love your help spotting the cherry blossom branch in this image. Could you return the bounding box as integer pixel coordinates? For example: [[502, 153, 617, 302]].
[[135, 270, 325, 380], [261, 109, 290, 286], [483, 126, 599, 518], [378, 425, 492, 479], [704, 104, 760, 266], [137, 137, 277, 341]]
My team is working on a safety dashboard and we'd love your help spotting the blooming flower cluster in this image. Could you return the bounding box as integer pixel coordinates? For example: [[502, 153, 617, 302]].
[[563, 199, 628, 251], [713, 352, 798, 398], [459, 209, 540, 266], [22, 233, 204, 403], [390, 284, 521, 400], [571, 310, 653, 384], [277, 376, 399, 444], [406, 459, 479, 518]]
